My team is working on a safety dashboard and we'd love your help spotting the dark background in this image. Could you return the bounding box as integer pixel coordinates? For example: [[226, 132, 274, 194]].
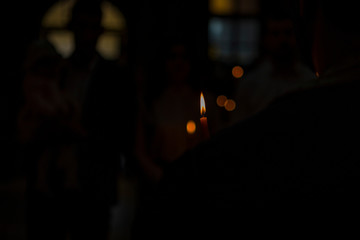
[[0, 0, 298, 239]]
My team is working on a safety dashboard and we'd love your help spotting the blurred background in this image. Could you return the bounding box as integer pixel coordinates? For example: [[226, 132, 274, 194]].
[[1, 0, 313, 239]]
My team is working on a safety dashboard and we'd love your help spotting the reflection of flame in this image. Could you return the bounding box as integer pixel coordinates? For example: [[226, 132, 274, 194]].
[[200, 92, 206, 116]]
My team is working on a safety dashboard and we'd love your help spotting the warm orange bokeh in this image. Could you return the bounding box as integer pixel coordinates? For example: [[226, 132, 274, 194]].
[[232, 66, 244, 78], [216, 95, 227, 107], [186, 120, 196, 134], [224, 99, 236, 111]]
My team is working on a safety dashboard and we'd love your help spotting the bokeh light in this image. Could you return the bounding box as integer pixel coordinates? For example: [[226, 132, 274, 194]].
[[41, 0, 126, 59], [232, 66, 244, 78], [224, 99, 236, 111], [216, 95, 227, 107], [209, 0, 233, 15], [186, 120, 196, 134]]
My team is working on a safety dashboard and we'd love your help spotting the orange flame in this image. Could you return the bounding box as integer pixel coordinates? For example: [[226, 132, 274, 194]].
[[200, 92, 206, 116]]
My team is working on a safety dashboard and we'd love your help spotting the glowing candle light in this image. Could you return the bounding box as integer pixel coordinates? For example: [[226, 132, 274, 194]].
[[200, 92, 210, 139], [232, 66, 244, 78], [216, 95, 227, 107], [224, 99, 236, 111], [186, 120, 196, 134]]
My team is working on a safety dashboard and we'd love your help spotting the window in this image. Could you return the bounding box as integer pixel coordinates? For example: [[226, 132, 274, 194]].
[[208, 0, 260, 66], [41, 0, 126, 60]]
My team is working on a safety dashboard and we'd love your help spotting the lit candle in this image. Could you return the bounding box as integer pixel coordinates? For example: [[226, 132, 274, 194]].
[[200, 92, 210, 139]]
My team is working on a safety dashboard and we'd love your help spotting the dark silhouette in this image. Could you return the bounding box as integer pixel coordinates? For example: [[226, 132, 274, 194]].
[[131, 0, 360, 238], [133, 37, 222, 234], [18, 1, 137, 239], [135, 37, 220, 183], [232, 9, 315, 124]]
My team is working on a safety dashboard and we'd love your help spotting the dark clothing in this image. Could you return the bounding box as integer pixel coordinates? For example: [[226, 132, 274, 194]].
[[132, 62, 360, 238], [73, 56, 137, 205], [25, 55, 137, 240]]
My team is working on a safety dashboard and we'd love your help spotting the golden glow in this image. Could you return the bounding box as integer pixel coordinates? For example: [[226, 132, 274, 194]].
[[186, 120, 196, 134], [41, 0, 126, 60], [224, 99, 236, 111], [216, 95, 227, 107], [41, 0, 75, 28], [101, 1, 126, 30], [232, 66, 244, 78], [42, 0, 126, 30], [47, 31, 74, 58], [209, 0, 233, 15], [209, 0, 259, 15], [200, 92, 206, 116], [96, 32, 120, 59], [315, 72, 320, 78]]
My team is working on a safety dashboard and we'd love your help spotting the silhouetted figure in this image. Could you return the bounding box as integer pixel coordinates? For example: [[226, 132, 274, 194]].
[[19, 1, 137, 239], [232, 10, 315, 123], [137, 38, 213, 178], [133, 37, 219, 225], [18, 38, 73, 240], [131, 0, 360, 238], [132, 37, 223, 240]]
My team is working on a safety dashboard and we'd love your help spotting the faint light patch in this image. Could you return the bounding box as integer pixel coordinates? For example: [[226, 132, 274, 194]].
[[216, 95, 227, 107], [47, 30, 74, 58], [41, 0, 126, 60], [209, 0, 233, 15], [224, 99, 236, 111], [186, 120, 196, 134], [97, 32, 121, 60], [232, 66, 244, 78]]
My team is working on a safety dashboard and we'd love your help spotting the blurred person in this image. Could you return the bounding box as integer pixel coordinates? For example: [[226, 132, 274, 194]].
[[135, 37, 220, 184], [231, 9, 315, 123], [133, 37, 221, 229], [0, 40, 51, 240], [131, 0, 360, 238], [18, 1, 137, 239], [17, 38, 77, 240]]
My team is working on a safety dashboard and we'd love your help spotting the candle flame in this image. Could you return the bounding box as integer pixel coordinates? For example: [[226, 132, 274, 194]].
[[200, 92, 206, 116]]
